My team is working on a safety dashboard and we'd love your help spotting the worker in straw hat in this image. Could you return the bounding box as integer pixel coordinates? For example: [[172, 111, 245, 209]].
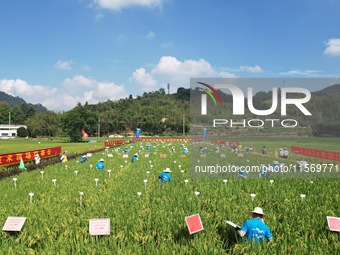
[[158, 168, 172, 182], [237, 207, 272, 243], [95, 158, 105, 170]]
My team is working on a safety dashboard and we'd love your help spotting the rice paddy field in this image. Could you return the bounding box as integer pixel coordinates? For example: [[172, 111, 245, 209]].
[[0, 137, 339, 254]]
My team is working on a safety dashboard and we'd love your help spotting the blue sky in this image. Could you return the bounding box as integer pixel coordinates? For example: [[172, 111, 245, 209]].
[[0, 0, 340, 111]]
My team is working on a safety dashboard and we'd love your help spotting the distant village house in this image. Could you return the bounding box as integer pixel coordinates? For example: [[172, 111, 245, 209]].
[[0, 124, 27, 138]]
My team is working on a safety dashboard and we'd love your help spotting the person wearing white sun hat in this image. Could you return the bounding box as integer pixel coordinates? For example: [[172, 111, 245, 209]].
[[158, 168, 172, 182], [237, 207, 272, 243], [95, 158, 105, 170]]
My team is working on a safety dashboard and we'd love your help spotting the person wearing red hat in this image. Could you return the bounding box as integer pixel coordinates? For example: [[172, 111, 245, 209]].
[[237, 207, 272, 243]]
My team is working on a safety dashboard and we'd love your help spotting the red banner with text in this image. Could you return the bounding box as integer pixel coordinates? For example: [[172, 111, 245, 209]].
[[291, 146, 340, 161], [0, 146, 62, 166], [103, 140, 126, 147]]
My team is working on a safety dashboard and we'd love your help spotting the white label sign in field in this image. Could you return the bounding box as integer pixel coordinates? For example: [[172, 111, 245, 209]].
[[89, 218, 110, 236], [2, 216, 26, 232]]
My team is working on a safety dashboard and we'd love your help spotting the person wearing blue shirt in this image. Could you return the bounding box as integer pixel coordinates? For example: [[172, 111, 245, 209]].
[[237, 207, 272, 243], [237, 167, 248, 178], [80, 155, 87, 164], [131, 153, 138, 163], [259, 164, 268, 178], [95, 158, 105, 170], [159, 168, 172, 182]]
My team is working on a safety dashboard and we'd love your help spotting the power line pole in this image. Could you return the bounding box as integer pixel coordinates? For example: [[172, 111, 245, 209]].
[[182, 114, 185, 136], [98, 117, 100, 137], [8, 112, 11, 138], [167, 83, 170, 94]]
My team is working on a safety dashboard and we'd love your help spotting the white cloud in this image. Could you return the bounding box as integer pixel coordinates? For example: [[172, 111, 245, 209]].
[[130, 56, 235, 93], [324, 38, 340, 56], [152, 56, 216, 77], [92, 0, 164, 11], [61, 75, 128, 105], [240, 65, 263, 73], [280, 69, 320, 76], [54, 60, 73, 70], [82, 65, 91, 71], [0, 79, 58, 108], [146, 31, 155, 40], [0, 76, 128, 112], [95, 13, 104, 21], [219, 71, 238, 78], [161, 41, 173, 48], [131, 68, 157, 88]]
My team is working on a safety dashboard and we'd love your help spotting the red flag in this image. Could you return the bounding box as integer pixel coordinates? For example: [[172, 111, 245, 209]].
[[82, 130, 89, 137]]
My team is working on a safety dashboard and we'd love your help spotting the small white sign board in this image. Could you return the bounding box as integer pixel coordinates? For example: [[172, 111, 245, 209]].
[[224, 220, 241, 229], [89, 218, 110, 235], [2, 216, 26, 232]]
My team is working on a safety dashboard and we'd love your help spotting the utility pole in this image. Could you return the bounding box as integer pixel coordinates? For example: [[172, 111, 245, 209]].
[[167, 83, 170, 94], [98, 117, 100, 137], [182, 114, 185, 136], [8, 112, 11, 138]]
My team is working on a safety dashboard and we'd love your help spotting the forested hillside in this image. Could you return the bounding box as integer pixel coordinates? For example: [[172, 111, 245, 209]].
[[1, 84, 340, 140], [0, 91, 47, 113]]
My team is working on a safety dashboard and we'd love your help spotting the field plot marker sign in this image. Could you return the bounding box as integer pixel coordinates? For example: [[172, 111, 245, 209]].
[[2, 216, 26, 232], [327, 216, 340, 232], [89, 218, 110, 236], [185, 214, 204, 234]]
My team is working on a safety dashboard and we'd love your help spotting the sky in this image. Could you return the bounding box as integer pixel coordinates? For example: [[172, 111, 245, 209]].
[[0, 0, 340, 112]]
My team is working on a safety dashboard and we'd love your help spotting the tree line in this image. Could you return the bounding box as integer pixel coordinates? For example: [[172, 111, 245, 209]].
[[1, 85, 340, 141], [0, 88, 190, 141]]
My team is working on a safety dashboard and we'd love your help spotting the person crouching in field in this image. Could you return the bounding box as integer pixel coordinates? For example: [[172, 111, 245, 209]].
[[159, 168, 172, 182], [131, 153, 138, 163], [80, 155, 87, 164], [237, 207, 272, 243], [95, 158, 105, 170]]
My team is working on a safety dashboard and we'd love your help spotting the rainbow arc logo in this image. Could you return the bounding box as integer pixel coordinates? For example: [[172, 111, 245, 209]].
[[196, 82, 223, 115]]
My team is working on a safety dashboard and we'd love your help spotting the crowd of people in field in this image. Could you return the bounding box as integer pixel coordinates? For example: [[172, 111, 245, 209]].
[[54, 141, 300, 244]]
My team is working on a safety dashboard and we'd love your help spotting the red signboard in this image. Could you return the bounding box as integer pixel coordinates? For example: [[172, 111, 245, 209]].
[[0, 146, 62, 166], [185, 214, 204, 234], [103, 140, 125, 147], [291, 146, 340, 161], [327, 216, 340, 232]]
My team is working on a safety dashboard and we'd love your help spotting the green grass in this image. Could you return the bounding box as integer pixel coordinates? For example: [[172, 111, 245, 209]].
[[0, 137, 109, 155]]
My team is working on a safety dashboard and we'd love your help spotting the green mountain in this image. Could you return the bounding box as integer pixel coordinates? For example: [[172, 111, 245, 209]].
[[0, 91, 48, 113]]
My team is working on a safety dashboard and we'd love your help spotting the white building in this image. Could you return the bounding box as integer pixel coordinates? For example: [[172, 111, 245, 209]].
[[0, 124, 27, 138]]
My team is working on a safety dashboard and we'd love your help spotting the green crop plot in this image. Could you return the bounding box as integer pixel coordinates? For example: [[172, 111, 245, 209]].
[[0, 139, 339, 254]]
